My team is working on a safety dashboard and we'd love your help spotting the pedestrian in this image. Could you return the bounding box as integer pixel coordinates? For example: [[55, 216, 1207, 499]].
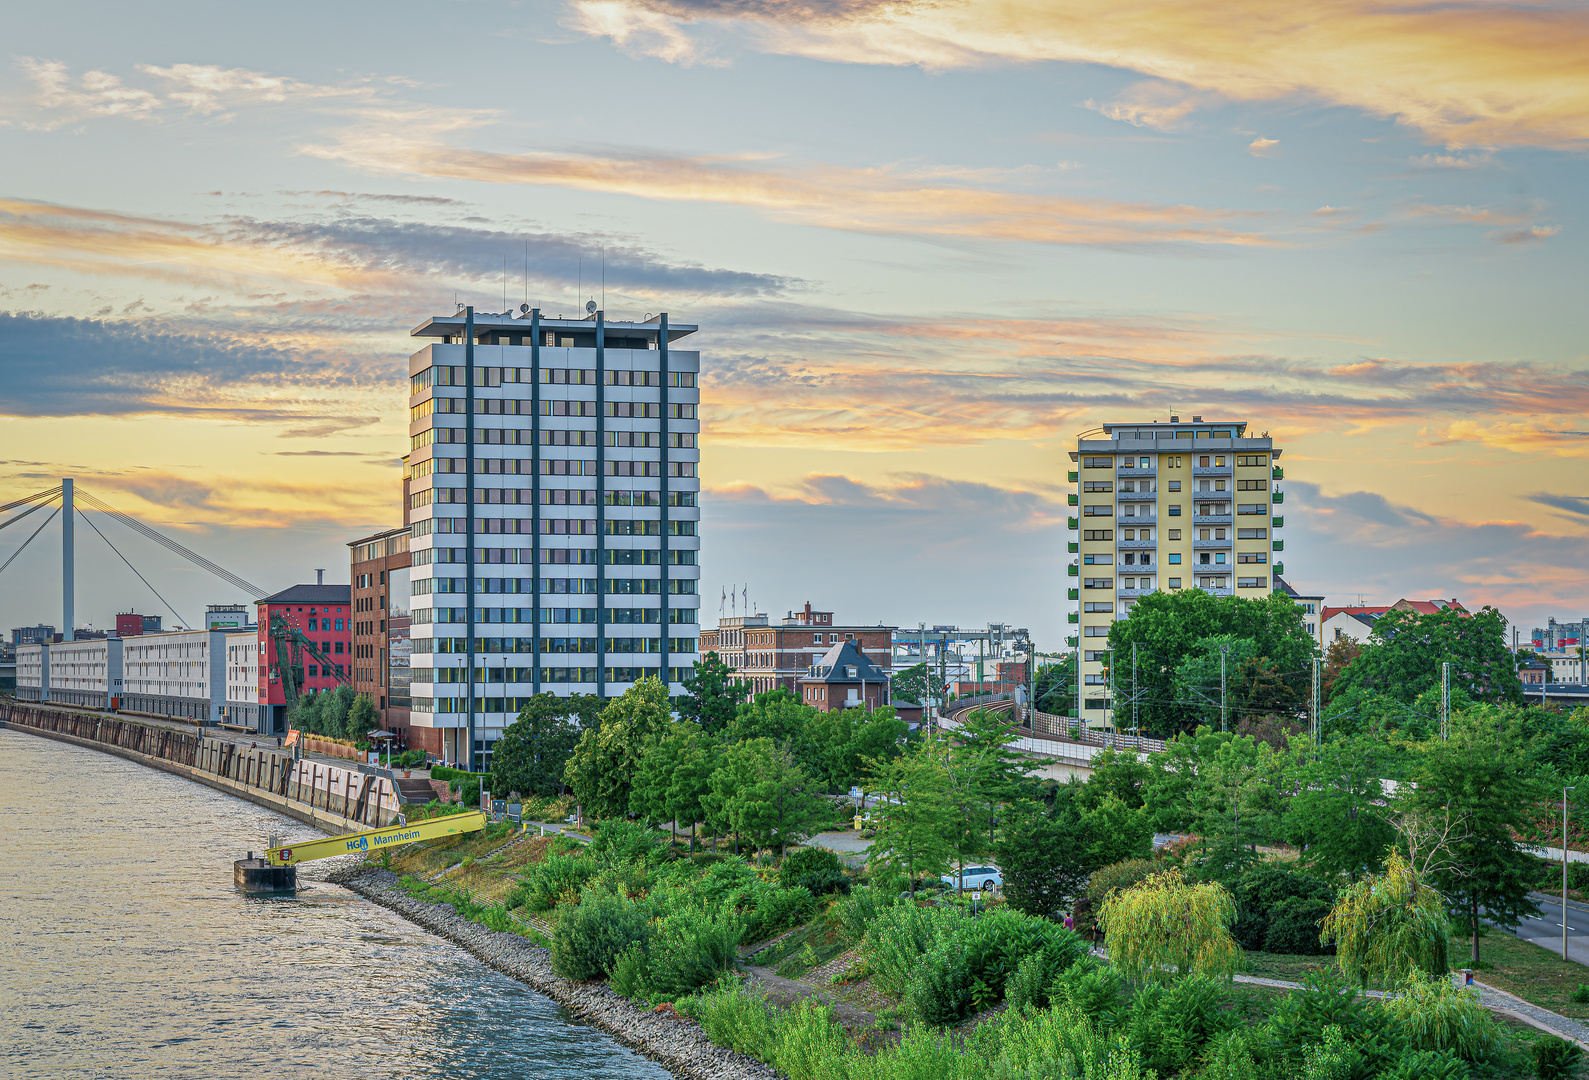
[[1063, 913, 1074, 931]]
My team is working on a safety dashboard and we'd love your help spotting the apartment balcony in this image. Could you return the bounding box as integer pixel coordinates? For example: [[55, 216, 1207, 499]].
[[1068, 541, 1079, 553], [1272, 539, 1283, 552], [1116, 489, 1158, 501], [1193, 514, 1233, 526], [1117, 466, 1157, 478], [1068, 471, 1079, 482], [1068, 516, 1079, 529], [1068, 588, 1079, 600], [1192, 464, 1233, 476], [1272, 467, 1284, 480], [1117, 587, 1158, 601], [1272, 490, 1284, 504], [1272, 516, 1284, 528], [1196, 586, 1234, 598], [1068, 493, 1079, 505], [1116, 538, 1157, 550], [1193, 537, 1234, 549], [1117, 513, 1156, 526], [1190, 486, 1230, 497]]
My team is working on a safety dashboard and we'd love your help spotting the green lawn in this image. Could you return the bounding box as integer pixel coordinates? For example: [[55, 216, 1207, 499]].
[[1470, 929, 1589, 1019]]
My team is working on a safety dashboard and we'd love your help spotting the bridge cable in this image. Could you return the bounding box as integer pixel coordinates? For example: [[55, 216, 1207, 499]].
[[0, 505, 61, 579], [78, 508, 192, 629], [0, 486, 62, 517], [73, 488, 265, 598], [0, 491, 61, 534]]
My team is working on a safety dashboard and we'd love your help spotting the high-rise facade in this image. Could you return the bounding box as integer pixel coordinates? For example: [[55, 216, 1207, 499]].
[[1068, 419, 1284, 729], [404, 308, 702, 767]]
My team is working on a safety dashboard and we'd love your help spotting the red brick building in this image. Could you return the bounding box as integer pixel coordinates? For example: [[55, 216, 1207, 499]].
[[798, 640, 893, 712], [256, 583, 352, 734], [350, 526, 413, 746], [699, 601, 895, 695]]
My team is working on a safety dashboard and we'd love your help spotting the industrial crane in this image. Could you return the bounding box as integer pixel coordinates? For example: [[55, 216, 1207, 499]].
[[268, 612, 352, 716], [235, 811, 488, 892]]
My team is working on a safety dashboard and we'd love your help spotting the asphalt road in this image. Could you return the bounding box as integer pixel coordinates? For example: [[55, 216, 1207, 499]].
[[1513, 893, 1589, 967]]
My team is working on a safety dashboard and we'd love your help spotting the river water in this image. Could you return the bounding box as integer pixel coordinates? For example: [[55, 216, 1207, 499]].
[[0, 728, 673, 1080]]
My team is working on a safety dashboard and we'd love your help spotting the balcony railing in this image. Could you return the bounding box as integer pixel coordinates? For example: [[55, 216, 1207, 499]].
[[1192, 514, 1233, 525], [1192, 464, 1233, 476], [1117, 466, 1157, 478], [1116, 538, 1157, 549], [1116, 489, 1157, 501], [1192, 537, 1233, 549]]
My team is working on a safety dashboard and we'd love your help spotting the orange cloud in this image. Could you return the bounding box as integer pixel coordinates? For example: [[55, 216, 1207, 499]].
[[309, 136, 1270, 248], [579, 0, 1589, 149]]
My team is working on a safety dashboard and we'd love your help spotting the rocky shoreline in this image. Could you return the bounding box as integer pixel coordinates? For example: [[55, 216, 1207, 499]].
[[329, 865, 779, 1080]]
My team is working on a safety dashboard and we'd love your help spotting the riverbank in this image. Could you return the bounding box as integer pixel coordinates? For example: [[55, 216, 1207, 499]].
[[331, 864, 776, 1080]]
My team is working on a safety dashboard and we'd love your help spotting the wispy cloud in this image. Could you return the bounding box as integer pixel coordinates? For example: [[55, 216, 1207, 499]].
[[576, 0, 1589, 149], [309, 137, 1272, 249]]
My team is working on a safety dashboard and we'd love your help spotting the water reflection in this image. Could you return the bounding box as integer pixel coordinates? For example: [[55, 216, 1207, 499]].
[[0, 729, 672, 1080]]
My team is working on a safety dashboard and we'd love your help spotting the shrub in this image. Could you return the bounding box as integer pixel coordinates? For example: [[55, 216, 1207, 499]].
[[1124, 975, 1240, 1076], [639, 906, 746, 998], [744, 885, 817, 942], [903, 937, 977, 1026], [1572, 984, 1589, 1005], [550, 892, 650, 980], [1261, 970, 1400, 1073], [1534, 1035, 1585, 1080], [1229, 864, 1337, 954], [832, 885, 898, 946], [694, 981, 776, 1060], [1047, 959, 1129, 1026], [863, 903, 964, 996], [768, 1000, 850, 1080], [781, 846, 849, 897], [1380, 1049, 1471, 1080], [1086, 858, 1158, 908], [521, 852, 597, 911], [590, 819, 662, 865], [1382, 976, 1499, 1062]]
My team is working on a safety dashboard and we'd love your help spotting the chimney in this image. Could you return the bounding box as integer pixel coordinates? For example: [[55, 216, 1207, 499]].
[[316, 568, 325, 585]]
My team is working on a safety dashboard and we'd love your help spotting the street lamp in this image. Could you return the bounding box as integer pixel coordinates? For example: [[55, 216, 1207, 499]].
[[1566, 786, 1577, 961]]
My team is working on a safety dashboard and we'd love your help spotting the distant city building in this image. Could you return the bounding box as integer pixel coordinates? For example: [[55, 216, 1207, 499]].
[[798, 639, 893, 712], [16, 644, 47, 701], [403, 309, 702, 766], [121, 628, 229, 723], [350, 525, 413, 743], [116, 613, 145, 638], [47, 637, 123, 709], [12, 625, 54, 647], [205, 604, 251, 630], [1070, 418, 1284, 727], [1275, 575, 1326, 652], [255, 583, 353, 735], [700, 602, 895, 696], [1532, 618, 1589, 652], [223, 629, 261, 730], [1320, 598, 1467, 646]]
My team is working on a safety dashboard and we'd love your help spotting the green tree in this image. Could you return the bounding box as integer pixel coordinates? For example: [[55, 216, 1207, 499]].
[[665, 730, 718, 851], [346, 693, 380, 743], [706, 738, 830, 856], [947, 708, 1039, 852], [564, 677, 673, 819], [492, 693, 596, 797], [1034, 655, 1078, 715], [1282, 734, 1398, 881], [1330, 605, 1522, 708], [1076, 745, 1150, 812], [864, 740, 957, 897], [994, 794, 1092, 917], [1321, 848, 1450, 985], [1397, 713, 1546, 966], [729, 688, 813, 745], [1106, 589, 1317, 737], [677, 651, 750, 734], [1098, 868, 1242, 982], [1081, 794, 1153, 869], [891, 661, 946, 709]]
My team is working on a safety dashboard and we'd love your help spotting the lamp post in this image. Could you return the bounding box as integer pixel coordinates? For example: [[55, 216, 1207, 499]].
[[1567, 786, 1577, 961]]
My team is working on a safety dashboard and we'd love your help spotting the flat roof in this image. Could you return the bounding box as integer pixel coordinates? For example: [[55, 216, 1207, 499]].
[[412, 311, 698, 342]]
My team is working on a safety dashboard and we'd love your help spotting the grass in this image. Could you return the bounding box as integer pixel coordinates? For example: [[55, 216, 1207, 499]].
[[1469, 928, 1589, 1019], [1242, 950, 1336, 983]]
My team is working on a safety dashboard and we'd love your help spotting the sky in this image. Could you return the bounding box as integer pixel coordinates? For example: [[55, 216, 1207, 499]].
[[1, 0, 1587, 646]]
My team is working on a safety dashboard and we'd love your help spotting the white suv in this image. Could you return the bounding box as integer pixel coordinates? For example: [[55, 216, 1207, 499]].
[[942, 865, 1003, 891]]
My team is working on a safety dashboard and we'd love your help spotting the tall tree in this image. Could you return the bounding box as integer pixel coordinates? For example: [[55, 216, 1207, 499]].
[[1281, 733, 1398, 881], [706, 738, 829, 857], [564, 677, 673, 819], [1034, 656, 1078, 715], [1397, 714, 1546, 966], [677, 651, 750, 734], [995, 794, 1092, 917], [891, 661, 946, 709], [492, 693, 597, 797], [1106, 589, 1317, 737], [864, 741, 957, 897], [728, 688, 813, 745], [947, 708, 1039, 852], [1099, 869, 1242, 983], [1330, 605, 1522, 708]]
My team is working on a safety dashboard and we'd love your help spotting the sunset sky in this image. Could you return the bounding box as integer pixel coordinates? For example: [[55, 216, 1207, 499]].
[[2, 0, 1587, 644]]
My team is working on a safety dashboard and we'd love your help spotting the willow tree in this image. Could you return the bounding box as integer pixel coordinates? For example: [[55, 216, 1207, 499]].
[[1098, 868, 1241, 982], [1320, 849, 1450, 986]]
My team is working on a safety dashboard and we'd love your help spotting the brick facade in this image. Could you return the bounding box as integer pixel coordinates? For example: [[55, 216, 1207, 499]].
[[700, 601, 895, 695]]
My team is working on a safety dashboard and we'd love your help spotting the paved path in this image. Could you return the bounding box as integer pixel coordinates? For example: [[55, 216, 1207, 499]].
[[1230, 971, 1589, 1050]]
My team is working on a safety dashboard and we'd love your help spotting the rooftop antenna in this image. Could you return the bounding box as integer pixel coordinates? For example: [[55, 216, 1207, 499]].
[[577, 257, 582, 318], [600, 244, 605, 314], [523, 240, 528, 308]]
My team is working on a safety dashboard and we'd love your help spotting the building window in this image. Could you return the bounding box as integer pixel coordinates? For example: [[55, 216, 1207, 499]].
[[1167, 480, 1181, 491], [1168, 577, 1182, 589], [1238, 577, 1268, 589], [1083, 505, 1113, 516], [1083, 578, 1114, 589], [1168, 553, 1181, 564], [1083, 554, 1113, 565], [1084, 625, 1110, 637], [1082, 529, 1113, 541], [1083, 457, 1113, 469], [1168, 505, 1182, 516], [1083, 602, 1115, 613], [1083, 481, 1113, 493]]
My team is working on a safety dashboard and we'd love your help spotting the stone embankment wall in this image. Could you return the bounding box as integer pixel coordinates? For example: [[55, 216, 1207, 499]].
[[0, 701, 399, 833]]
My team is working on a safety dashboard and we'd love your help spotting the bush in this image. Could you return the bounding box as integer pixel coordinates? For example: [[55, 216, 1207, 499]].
[[743, 885, 817, 943], [455, 777, 482, 808], [1086, 858, 1157, 912], [832, 885, 899, 946], [1229, 864, 1337, 954], [550, 892, 650, 980], [1047, 959, 1129, 1026], [1262, 970, 1400, 1074], [1534, 1035, 1584, 1080], [590, 819, 662, 865], [903, 938, 975, 1025], [693, 981, 776, 1060], [1381, 1049, 1471, 1080], [521, 852, 597, 911], [634, 906, 745, 998], [780, 846, 849, 896], [1382, 976, 1499, 1062], [1572, 984, 1589, 1005], [1125, 975, 1240, 1076]]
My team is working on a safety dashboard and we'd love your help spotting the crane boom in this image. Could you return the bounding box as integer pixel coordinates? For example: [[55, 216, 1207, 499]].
[[266, 811, 487, 866], [269, 613, 352, 716]]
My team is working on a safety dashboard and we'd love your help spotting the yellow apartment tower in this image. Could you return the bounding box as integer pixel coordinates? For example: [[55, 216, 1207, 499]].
[[1068, 417, 1284, 729]]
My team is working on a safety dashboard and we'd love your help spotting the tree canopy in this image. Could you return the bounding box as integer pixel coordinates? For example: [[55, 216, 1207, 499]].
[[492, 692, 601, 797], [676, 651, 750, 733]]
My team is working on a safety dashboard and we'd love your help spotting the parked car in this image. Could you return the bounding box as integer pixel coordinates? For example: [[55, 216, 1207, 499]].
[[942, 865, 1003, 891]]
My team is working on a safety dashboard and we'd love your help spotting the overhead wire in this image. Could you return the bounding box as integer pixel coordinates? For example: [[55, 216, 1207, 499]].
[[0, 505, 61, 578], [78, 508, 191, 628]]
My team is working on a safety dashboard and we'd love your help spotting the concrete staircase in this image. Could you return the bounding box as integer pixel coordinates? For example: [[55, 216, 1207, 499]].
[[394, 776, 439, 804]]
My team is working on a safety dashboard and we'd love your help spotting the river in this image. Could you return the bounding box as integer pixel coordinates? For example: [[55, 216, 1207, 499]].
[[0, 728, 674, 1080]]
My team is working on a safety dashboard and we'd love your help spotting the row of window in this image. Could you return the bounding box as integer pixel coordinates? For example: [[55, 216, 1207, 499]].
[[412, 424, 702, 450], [415, 606, 699, 626], [413, 576, 695, 595], [1082, 503, 1272, 519], [415, 399, 699, 421], [410, 547, 698, 567], [412, 671, 694, 706], [411, 365, 697, 393], [423, 485, 696, 508], [412, 516, 698, 537], [1082, 451, 1268, 468]]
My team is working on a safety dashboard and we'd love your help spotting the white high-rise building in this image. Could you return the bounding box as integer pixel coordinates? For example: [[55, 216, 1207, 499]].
[[404, 308, 702, 768]]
